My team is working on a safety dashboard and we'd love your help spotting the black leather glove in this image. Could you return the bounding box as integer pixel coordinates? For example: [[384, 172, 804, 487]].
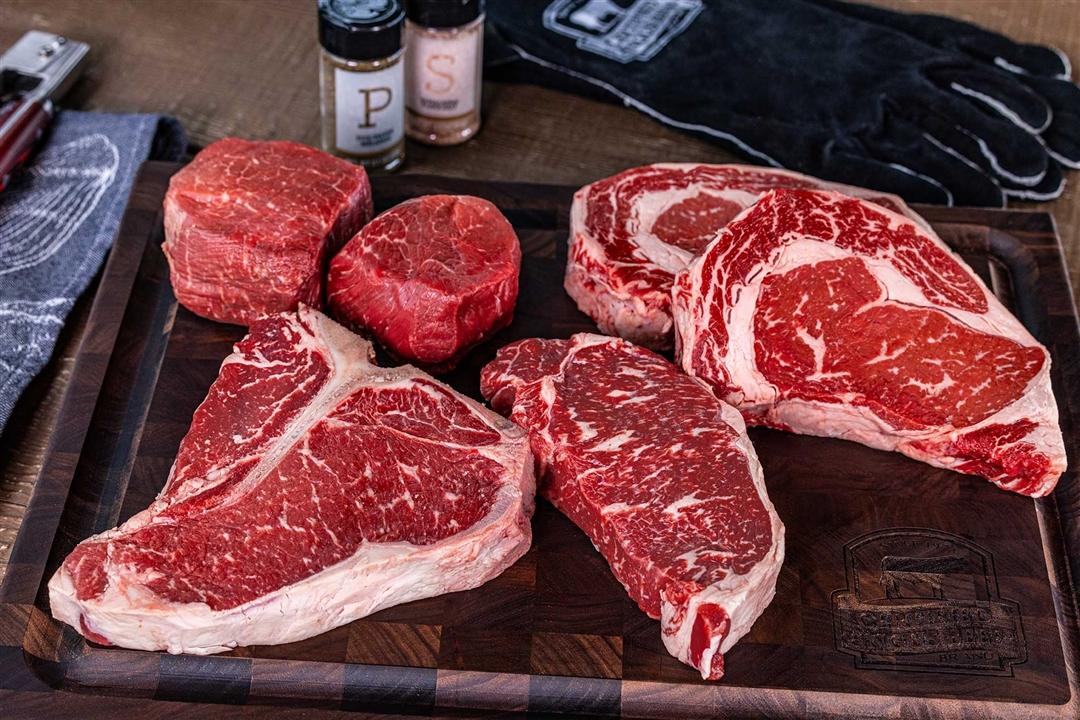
[[486, 0, 1078, 206], [808, 0, 1080, 200]]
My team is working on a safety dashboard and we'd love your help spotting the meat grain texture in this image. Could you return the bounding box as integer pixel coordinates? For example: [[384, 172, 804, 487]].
[[50, 307, 534, 654], [328, 194, 520, 371], [163, 138, 373, 325], [567, 163, 924, 350], [482, 333, 784, 680], [673, 188, 1066, 496]]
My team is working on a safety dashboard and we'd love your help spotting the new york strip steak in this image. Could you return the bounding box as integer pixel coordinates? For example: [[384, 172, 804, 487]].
[[673, 188, 1066, 496], [481, 333, 784, 680], [50, 307, 534, 653]]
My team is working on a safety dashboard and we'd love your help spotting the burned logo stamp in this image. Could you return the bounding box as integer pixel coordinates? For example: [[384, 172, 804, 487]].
[[832, 528, 1026, 675]]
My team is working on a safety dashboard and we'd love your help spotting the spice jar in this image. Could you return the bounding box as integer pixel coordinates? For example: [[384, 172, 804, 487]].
[[404, 0, 484, 146], [319, 0, 406, 171]]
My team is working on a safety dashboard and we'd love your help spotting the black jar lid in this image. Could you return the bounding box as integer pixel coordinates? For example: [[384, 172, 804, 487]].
[[319, 0, 405, 61], [405, 0, 483, 28]]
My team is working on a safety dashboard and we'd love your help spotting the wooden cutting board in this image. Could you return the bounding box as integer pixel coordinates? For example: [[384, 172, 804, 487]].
[[1, 162, 1078, 718]]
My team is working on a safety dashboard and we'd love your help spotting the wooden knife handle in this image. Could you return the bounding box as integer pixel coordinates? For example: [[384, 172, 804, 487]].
[[0, 98, 52, 192]]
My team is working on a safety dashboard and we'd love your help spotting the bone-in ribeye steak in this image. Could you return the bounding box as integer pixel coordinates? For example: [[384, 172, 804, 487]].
[[567, 163, 923, 350], [49, 307, 534, 654], [163, 138, 373, 325], [328, 194, 520, 372], [673, 188, 1066, 496], [481, 333, 784, 679]]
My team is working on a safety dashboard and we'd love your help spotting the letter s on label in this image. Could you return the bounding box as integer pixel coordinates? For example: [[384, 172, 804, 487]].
[[425, 54, 455, 95]]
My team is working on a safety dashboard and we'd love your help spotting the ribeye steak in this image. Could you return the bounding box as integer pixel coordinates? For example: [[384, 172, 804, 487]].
[[329, 194, 520, 371], [673, 188, 1066, 496], [164, 138, 373, 325], [481, 333, 784, 680], [49, 307, 534, 654], [567, 163, 923, 350]]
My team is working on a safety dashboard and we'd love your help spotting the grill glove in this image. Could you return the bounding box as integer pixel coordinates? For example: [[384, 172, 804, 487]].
[[808, 0, 1080, 200], [486, 0, 1079, 206]]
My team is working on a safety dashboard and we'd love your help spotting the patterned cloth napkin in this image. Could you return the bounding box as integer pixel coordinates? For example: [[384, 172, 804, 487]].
[[0, 110, 186, 432]]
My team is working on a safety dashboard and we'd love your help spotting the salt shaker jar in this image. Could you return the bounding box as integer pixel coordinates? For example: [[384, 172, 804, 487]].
[[404, 0, 484, 146], [318, 0, 406, 171]]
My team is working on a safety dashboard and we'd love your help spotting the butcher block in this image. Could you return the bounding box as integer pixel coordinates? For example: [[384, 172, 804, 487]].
[[1, 162, 1078, 718]]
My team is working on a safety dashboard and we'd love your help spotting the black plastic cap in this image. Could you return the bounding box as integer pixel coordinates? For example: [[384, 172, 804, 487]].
[[319, 0, 405, 61], [405, 0, 483, 28]]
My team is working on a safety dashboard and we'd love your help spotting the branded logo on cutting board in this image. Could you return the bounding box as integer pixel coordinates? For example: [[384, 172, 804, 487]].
[[832, 528, 1026, 676], [542, 0, 703, 64]]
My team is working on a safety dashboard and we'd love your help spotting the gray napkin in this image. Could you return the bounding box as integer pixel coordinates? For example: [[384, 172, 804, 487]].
[[0, 110, 186, 432]]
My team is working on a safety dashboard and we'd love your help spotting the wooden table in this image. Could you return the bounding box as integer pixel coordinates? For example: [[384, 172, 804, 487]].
[[1, 1, 1078, 716]]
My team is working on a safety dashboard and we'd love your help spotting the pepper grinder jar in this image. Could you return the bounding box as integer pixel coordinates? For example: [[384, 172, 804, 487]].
[[404, 0, 484, 146], [318, 0, 406, 171]]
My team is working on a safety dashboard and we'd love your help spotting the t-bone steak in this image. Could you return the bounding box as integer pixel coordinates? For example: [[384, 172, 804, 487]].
[[673, 188, 1066, 497], [481, 333, 784, 680], [49, 307, 534, 654], [567, 163, 925, 350], [328, 194, 520, 372], [163, 138, 373, 325]]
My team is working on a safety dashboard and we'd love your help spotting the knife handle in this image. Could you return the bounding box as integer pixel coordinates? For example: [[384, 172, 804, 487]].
[[0, 98, 53, 192]]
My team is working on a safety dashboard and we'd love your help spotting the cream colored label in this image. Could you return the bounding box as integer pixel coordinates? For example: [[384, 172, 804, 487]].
[[406, 28, 480, 119], [334, 63, 404, 155]]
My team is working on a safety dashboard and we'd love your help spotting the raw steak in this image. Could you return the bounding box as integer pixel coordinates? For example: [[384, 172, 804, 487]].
[[481, 333, 784, 680], [567, 163, 925, 350], [673, 188, 1066, 497], [328, 194, 520, 371], [163, 138, 373, 325], [49, 307, 534, 654]]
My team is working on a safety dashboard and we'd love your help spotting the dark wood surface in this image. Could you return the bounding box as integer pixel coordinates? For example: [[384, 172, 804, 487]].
[[0, 2, 1077, 718], [1, 163, 1078, 718]]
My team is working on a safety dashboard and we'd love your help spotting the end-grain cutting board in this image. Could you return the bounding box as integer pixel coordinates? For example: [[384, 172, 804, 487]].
[[1, 163, 1078, 718]]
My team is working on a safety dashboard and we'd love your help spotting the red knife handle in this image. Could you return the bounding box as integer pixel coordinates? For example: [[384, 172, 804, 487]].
[[0, 99, 52, 192]]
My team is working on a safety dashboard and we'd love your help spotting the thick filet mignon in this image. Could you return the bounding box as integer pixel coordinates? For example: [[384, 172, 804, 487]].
[[328, 194, 520, 371], [163, 138, 372, 325]]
